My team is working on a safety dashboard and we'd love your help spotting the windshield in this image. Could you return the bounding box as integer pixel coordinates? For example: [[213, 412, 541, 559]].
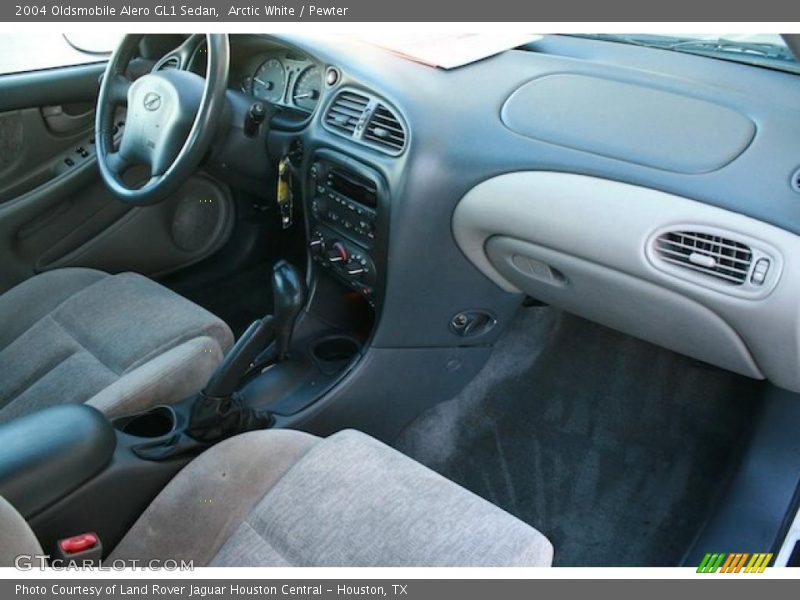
[[572, 34, 800, 75]]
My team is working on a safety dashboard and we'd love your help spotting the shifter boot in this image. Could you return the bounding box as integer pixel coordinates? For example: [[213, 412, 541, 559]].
[[187, 393, 274, 443]]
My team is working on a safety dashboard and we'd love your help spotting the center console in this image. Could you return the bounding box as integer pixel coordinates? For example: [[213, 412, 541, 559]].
[[306, 149, 386, 307], [0, 403, 192, 559]]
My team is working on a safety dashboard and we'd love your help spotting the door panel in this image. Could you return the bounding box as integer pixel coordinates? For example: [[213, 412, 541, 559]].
[[0, 106, 96, 203], [41, 102, 95, 135], [38, 173, 234, 277], [0, 62, 105, 113], [0, 59, 234, 293]]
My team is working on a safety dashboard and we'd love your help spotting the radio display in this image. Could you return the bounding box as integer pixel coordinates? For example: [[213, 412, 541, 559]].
[[328, 169, 377, 209]]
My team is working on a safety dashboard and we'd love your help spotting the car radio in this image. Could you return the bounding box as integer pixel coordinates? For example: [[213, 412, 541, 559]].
[[310, 161, 377, 247], [307, 155, 382, 304]]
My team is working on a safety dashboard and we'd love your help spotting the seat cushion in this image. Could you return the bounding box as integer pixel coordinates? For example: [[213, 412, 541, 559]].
[[0, 268, 233, 422], [0, 495, 42, 567], [111, 429, 553, 567]]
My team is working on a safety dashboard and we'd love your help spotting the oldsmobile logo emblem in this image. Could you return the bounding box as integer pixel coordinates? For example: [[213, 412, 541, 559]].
[[143, 92, 162, 111]]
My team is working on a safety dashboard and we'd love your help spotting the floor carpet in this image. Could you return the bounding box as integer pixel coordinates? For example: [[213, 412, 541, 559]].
[[176, 261, 275, 338], [395, 307, 764, 566]]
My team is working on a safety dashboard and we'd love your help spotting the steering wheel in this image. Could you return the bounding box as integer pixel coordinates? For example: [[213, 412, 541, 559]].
[[95, 34, 229, 205]]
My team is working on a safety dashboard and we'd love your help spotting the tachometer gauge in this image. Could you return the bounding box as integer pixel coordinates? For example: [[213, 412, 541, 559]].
[[252, 58, 285, 103], [292, 66, 322, 112]]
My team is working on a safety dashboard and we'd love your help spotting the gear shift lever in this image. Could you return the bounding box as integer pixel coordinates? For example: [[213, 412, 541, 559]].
[[272, 260, 306, 361], [186, 315, 276, 443], [185, 261, 306, 444]]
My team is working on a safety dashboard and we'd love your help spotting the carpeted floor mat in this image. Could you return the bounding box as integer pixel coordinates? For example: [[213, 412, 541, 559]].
[[395, 307, 764, 566]]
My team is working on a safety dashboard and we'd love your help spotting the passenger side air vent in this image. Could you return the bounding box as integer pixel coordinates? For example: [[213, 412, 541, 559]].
[[325, 91, 369, 135], [655, 231, 752, 285], [364, 104, 406, 153]]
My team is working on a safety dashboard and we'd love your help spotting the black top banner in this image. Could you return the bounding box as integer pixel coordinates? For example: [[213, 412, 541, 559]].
[[3, 0, 800, 22]]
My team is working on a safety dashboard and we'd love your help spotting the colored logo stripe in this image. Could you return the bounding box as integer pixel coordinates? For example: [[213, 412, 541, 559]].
[[697, 553, 772, 573]]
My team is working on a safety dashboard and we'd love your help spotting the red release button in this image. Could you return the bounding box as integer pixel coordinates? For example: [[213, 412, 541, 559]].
[[59, 533, 98, 554]]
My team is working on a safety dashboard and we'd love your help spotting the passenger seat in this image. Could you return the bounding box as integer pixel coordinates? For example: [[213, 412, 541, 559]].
[[1, 429, 553, 567]]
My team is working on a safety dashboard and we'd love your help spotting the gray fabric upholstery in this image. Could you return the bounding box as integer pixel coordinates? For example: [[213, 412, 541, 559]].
[[0, 268, 233, 421], [0, 496, 42, 567], [112, 429, 553, 567], [110, 429, 320, 565]]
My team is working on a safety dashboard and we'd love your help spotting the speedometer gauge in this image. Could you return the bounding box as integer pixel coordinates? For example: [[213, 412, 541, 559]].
[[292, 66, 322, 112], [252, 58, 285, 103]]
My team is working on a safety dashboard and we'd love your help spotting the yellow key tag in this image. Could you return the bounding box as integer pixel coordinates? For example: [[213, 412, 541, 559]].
[[277, 157, 293, 229]]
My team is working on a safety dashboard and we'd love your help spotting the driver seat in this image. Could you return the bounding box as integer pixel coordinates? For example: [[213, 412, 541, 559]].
[[0, 268, 233, 423]]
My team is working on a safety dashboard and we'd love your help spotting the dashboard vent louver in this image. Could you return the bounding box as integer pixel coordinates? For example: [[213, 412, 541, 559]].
[[364, 104, 406, 153], [325, 91, 369, 135], [655, 231, 753, 285], [157, 56, 180, 71]]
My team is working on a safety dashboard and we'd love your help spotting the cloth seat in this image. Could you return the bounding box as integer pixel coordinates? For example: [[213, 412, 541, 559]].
[[1, 428, 553, 567], [0, 268, 233, 422]]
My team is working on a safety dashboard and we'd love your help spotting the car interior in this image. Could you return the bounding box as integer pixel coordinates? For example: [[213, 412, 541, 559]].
[[1, 32, 800, 568]]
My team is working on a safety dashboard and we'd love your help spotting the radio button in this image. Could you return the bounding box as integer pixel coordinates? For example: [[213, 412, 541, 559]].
[[311, 197, 328, 215]]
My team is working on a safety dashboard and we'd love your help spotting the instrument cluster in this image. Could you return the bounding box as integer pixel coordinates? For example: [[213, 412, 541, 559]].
[[240, 51, 323, 114]]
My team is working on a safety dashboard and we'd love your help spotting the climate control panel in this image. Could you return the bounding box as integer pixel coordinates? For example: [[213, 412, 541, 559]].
[[310, 226, 377, 302]]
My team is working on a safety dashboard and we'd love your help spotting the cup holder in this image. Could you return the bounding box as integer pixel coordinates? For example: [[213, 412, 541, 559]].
[[310, 335, 361, 375], [113, 406, 176, 439]]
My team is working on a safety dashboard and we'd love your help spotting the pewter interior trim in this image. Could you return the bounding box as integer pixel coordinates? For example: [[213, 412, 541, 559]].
[[453, 172, 800, 392]]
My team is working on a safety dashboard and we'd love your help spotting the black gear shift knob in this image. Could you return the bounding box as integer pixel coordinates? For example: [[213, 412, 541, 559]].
[[272, 260, 306, 360]]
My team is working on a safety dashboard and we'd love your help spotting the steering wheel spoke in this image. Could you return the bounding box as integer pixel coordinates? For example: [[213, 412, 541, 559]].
[[106, 151, 132, 175], [108, 74, 132, 106]]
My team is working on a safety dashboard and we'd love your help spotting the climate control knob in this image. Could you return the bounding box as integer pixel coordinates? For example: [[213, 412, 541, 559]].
[[309, 232, 325, 255], [327, 241, 348, 264], [345, 260, 365, 278]]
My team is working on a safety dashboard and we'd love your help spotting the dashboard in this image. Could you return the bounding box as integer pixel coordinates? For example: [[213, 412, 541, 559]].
[[179, 33, 800, 396]]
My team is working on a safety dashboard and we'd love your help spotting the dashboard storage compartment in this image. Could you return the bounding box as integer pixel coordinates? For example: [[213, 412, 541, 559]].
[[501, 74, 755, 174], [0, 404, 116, 519], [453, 171, 800, 392]]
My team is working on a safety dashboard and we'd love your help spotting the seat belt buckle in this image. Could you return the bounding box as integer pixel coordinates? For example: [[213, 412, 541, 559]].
[[55, 532, 103, 565]]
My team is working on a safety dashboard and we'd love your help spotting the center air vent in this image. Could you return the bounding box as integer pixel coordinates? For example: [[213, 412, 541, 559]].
[[655, 231, 752, 285], [364, 104, 406, 154], [323, 88, 407, 156], [325, 91, 369, 135]]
